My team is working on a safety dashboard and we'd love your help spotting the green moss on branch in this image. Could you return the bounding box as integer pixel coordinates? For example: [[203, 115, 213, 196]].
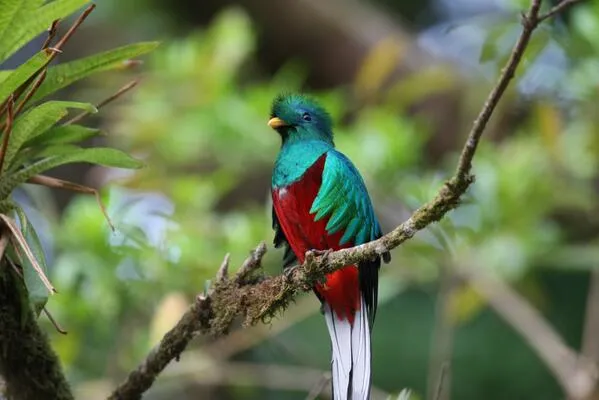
[[0, 266, 73, 400]]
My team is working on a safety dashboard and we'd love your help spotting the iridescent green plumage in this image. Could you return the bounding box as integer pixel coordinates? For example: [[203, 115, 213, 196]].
[[269, 93, 390, 399], [310, 150, 384, 246]]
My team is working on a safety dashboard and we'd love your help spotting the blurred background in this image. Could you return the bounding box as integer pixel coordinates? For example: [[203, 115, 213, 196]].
[[14, 0, 599, 398]]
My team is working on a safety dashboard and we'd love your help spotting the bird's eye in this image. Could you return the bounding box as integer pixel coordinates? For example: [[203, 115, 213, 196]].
[[302, 112, 312, 122]]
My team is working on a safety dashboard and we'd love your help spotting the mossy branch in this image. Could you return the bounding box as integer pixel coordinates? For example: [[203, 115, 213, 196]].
[[0, 234, 73, 400], [108, 1, 584, 399]]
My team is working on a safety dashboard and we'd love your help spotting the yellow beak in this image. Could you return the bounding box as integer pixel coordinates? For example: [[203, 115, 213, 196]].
[[268, 117, 287, 129]]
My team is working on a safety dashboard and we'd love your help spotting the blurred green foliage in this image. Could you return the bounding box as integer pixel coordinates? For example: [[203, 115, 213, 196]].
[[29, 2, 599, 399], [0, 0, 155, 319]]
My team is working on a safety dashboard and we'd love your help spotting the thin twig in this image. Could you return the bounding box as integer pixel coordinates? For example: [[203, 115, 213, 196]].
[[204, 294, 319, 360], [6, 254, 21, 276], [159, 360, 388, 399], [283, 0, 584, 293], [0, 71, 42, 122], [122, 59, 144, 69], [582, 269, 599, 364], [0, 252, 73, 399], [50, 4, 96, 53], [8, 5, 94, 116], [0, 5, 96, 125], [0, 229, 9, 263], [106, 1, 583, 399], [0, 95, 15, 172], [461, 265, 597, 399], [427, 264, 455, 400], [27, 175, 115, 231], [14, 69, 47, 116], [305, 373, 332, 400], [41, 20, 60, 50], [0, 215, 55, 294], [108, 243, 269, 399], [234, 243, 267, 284], [42, 307, 68, 335], [538, 0, 585, 23], [5, 256, 68, 335], [453, 0, 542, 184], [433, 363, 449, 400], [107, 294, 212, 400], [64, 79, 139, 126], [216, 253, 230, 283], [0, 68, 46, 132]]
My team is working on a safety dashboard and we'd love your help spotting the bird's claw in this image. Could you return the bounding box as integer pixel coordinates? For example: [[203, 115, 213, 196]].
[[284, 264, 299, 280], [307, 249, 332, 260]]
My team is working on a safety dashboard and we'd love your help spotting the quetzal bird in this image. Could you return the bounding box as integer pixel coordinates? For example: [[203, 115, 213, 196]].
[[269, 94, 390, 400]]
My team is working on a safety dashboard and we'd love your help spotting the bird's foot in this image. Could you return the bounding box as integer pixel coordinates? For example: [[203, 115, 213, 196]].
[[283, 264, 300, 281], [306, 248, 333, 260]]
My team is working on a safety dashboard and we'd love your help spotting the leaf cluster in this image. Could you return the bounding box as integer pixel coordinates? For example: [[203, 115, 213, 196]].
[[0, 0, 157, 318]]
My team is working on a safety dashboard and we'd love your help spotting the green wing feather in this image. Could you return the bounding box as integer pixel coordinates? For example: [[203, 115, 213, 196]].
[[309, 149, 390, 324], [310, 150, 383, 246]]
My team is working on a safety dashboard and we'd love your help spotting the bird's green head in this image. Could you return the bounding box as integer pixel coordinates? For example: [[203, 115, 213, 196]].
[[268, 93, 334, 146]]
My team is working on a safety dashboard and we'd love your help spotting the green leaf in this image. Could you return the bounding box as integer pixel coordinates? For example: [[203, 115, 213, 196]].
[[0, 147, 143, 198], [3, 101, 96, 171], [34, 143, 81, 158], [32, 42, 159, 101], [26, 124, 100, 147], [0, 0, 44, 50], [0, 69, 11, 84], [13, 205, 50, 315], [0, 0, 90, 63], [0, 209, 54, 315], [0, 51, 50, 104], [0, 0, 22, 40]]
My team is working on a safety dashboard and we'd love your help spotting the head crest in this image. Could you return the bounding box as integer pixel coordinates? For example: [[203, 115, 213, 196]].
[[270, 93, 334, 144]]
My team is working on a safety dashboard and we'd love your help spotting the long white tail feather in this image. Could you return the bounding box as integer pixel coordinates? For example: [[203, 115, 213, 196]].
[[351, 297, 371, 398], [323, 296, 372, 400]]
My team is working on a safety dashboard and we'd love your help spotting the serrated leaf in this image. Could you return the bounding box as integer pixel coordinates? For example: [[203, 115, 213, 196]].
[[13, 205, 50, 315], [26, 124, 100, 147], [0, 51, 50, 104], [0, 0, 89, 63], [3, 101, 96, 171], [0, 147, 143, 198], [32, 42, 159, 101]]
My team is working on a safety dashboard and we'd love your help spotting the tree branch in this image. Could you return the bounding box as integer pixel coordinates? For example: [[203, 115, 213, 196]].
[[427, 264, 455, 400], [106, 294, 213, 400], [156, 360, 389, 399], [582, 269, 599, 366], [460, 265, 597, 400], [538, 0, 585, 23], [0, 235, 73, 400], [578, 268, 599, 399], [107, 1, 583, 399]]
